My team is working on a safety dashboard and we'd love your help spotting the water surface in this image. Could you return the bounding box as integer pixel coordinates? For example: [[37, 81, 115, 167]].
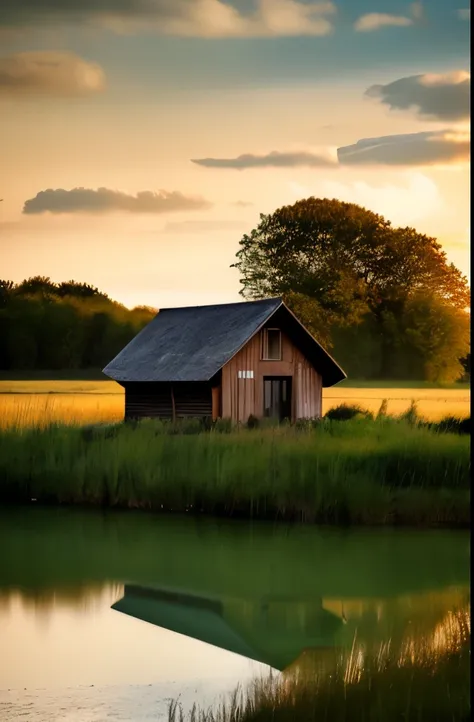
[[0, 508, 469, 720]]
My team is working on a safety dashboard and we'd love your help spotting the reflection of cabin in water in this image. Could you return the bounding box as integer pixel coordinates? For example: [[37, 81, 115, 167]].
[[112, 584, 343, 671], [103, 298, 345, 424]]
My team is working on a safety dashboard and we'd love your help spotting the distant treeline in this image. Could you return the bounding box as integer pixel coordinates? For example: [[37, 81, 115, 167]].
[[0, 277, 155, 371], [0, 275, 470, 381]]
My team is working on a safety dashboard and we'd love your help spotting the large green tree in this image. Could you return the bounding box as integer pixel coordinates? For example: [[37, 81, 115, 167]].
[[233, 198, 470, 380]]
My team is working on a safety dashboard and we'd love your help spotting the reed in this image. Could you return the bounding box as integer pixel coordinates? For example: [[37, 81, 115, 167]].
[[0, 417, 469, 526], [168, 606, 470, 722]]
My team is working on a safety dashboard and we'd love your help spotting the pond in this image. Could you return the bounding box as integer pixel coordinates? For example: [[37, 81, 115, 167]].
[[0, 508, 470, 721]]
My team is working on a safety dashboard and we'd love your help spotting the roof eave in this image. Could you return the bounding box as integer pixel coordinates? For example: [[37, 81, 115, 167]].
[[322, 369, 347, 388], [102, 373, 214, 384]]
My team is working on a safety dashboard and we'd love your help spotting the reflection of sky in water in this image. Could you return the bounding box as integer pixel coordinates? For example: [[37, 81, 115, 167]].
[[0, 586, 264, 721], [1, 586, 264, 688], [1, 684, 241, 722]]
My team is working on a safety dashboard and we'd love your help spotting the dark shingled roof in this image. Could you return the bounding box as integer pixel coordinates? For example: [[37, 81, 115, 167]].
[[102, 297, 346, 387]]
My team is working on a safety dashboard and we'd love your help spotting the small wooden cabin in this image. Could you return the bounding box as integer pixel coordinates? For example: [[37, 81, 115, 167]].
[[102, 297, 346, 423]]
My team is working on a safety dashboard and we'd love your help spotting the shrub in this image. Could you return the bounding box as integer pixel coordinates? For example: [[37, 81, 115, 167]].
[[247, 414, 260, 430], [432, 416, 470, 435], [213, 417, 233, 434], [325, 404, 373, 421]]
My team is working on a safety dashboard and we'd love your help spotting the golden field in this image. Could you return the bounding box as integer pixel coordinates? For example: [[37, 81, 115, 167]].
[[0, 380, 469, 429]]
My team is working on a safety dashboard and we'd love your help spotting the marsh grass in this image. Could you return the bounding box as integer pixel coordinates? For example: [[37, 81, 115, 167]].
[[168, 607, 470, 722], [0, 415, 469, 526]]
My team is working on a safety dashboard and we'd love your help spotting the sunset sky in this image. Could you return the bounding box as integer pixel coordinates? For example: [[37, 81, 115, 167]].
[[0, 0, 470, 310]]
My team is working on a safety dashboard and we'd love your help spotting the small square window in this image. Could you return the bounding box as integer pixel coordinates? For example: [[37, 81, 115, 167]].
[[263, 329, 281, 360]]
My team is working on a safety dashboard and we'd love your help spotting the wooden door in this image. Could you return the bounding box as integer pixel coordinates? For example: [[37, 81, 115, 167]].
[[263, 377, 292, 421]]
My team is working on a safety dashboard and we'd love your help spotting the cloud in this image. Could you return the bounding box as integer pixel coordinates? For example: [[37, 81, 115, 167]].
[[191, 150, 338, 169], [366, 71, 470, 122], [161, 220, 246, 233], [457, 8, 470, 20], [231, 201, 254, 207], [0, 0, 337, 37], [337, 130, 470, 166], [193, 128, 469, 173], [22, 188, 212, 215], [0, 51, 105, 97], [354, 13, 413, 31]]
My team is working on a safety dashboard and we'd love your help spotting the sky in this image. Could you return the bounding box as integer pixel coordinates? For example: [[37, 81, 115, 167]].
[[0, 0, 470, 309]]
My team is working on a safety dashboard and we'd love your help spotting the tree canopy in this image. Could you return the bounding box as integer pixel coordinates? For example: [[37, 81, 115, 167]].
[[233, 198, 470, 382]]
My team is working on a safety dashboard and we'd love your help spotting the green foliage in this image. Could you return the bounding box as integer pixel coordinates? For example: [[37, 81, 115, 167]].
[[293, 417, 323, 431], [0, 277, 156, 371], [233, 198, 470, 380], [0, 418, 469, 526], [401, 293, 470, 383], [400, 400, 420, 426], [213, 417, 234, 434], [331, 314, 384, 379], [57, 280, 109, 299]]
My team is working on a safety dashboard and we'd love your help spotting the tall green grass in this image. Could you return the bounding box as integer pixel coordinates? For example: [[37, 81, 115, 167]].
[[0, 416, 469, 526], [168, 606, 470, 722]]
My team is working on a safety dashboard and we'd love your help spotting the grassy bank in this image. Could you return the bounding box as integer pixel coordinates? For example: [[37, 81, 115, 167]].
[[169, 606, 470, 722], [0, 417, 469, 526]]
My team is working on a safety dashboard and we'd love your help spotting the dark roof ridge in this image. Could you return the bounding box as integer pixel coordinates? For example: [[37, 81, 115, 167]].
[[157, 296, 282, 313]]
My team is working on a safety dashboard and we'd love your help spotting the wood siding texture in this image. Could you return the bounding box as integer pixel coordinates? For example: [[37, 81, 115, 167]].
[[125, 382, 212, 420], [221, 331, 322, 423]]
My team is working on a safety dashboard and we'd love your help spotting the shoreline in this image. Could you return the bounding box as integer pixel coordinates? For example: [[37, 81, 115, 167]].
[[0, 499, 470, 529]]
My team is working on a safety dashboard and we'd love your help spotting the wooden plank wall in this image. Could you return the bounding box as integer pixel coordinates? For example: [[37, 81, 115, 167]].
[[221, 331, 322, 422], [125, 382, 213, 420], [125, 384, 173, 420]]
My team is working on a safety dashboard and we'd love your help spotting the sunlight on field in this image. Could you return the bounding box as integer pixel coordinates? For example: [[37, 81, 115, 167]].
[[0, 380, 119, 395], [323, 387, 470, 421], [0, 382, 469, 428], [0, 394, 124, 429]]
